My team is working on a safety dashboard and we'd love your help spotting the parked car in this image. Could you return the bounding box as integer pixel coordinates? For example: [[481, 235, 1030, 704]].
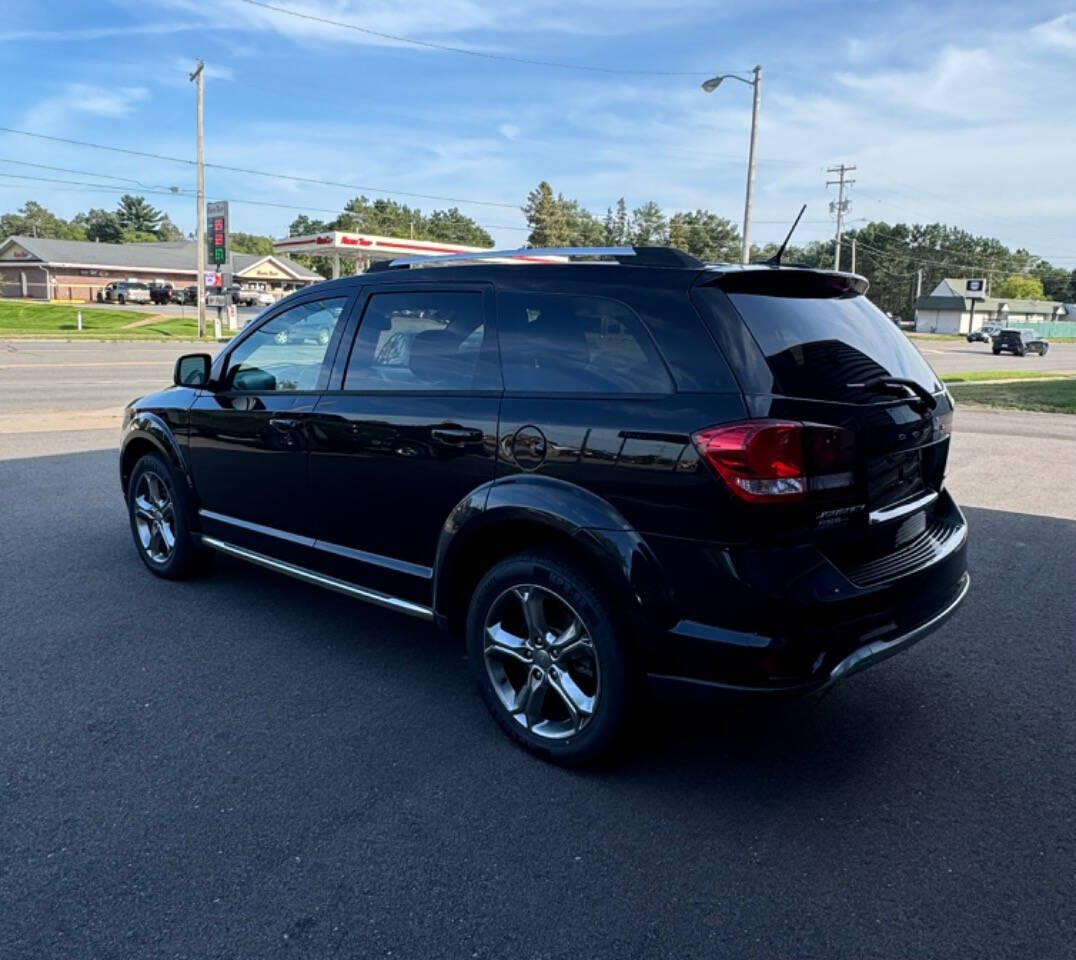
[[179, 286, 198, 305], [967, 324, 1002, 343], [119, 247, 969, 763], [148, 282, 183, 305], [248, 290, 276, 308], [100, 281, 151, 305], [992, 328, 1050, 356]]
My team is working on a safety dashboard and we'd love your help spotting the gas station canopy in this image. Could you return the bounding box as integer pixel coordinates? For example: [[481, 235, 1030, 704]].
[[272, 231, 492, 277]]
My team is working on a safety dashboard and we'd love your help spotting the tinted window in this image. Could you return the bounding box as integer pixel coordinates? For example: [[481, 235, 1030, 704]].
[[497, 293, 673, 394], [225, 297, 346, 392], [726, 292, 941, 401], [344, 291, 493, 391]]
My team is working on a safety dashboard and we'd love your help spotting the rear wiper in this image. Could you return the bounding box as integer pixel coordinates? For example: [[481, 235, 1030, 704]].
[[846, 376, 937, 409]]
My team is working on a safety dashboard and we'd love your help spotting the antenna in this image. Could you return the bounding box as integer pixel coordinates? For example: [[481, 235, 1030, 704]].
[[765, 204, 807, 267]]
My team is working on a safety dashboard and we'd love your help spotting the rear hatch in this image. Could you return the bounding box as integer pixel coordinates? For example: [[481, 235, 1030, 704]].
[[691, 269, 962, 588]]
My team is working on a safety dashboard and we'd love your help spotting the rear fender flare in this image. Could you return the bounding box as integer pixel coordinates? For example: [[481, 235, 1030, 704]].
[[433, 474, 672, 631]]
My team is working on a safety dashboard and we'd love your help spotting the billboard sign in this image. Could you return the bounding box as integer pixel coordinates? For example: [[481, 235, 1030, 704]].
[[965, 278, 987, 300]]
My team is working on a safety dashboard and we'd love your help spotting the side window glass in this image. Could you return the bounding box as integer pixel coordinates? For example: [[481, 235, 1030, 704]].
[[225, 298, 346, 392], [497, 293, 673, 394], [344, 291, 492, 391]]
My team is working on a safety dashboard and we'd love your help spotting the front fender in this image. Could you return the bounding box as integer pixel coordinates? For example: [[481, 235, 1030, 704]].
[[119, 409, 190, 495], [434, 474, 674, 631]]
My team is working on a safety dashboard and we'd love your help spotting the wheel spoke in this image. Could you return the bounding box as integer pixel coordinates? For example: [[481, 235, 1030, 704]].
[[510, 668, 548, 729], [514, 587, 549, 642], [485, 622, 531, 665], [547, 668, 595, 731], [157, 521, 175, 552], [133, 494, 155, 522], [146, 474, 165, 508]]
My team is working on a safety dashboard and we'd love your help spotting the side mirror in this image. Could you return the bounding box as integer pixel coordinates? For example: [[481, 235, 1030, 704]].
[[174, 353, 212, 387]]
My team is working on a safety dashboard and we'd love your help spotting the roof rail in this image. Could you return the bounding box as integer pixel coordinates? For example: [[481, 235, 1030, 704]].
[[382, 245, 704, 270], [386, 246, 634, 268]]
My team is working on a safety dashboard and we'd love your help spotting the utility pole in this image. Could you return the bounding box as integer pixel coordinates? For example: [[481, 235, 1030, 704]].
[[916, 268, 923, 298], [851, 236, 857, 274], [827, 163, 855, 271], [189, 60, 206, 339]]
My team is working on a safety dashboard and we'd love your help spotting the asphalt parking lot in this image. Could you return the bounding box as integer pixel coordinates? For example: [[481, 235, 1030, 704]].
[[1, 339, 1074, 959]]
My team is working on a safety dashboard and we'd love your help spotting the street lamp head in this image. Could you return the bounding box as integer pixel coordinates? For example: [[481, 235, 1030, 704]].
[[701, 76, 724, 93]]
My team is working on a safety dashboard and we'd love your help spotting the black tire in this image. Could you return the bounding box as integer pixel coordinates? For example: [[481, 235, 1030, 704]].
[[992, 347, 1001, 355], [118, 295, 126, 305], [1040, 344, 1049, 356], [465, 548, 637, 765], [126, 452, 202, 579]]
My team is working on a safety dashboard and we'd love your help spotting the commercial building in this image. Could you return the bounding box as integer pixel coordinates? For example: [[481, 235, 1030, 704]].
[[273, 231, 491, 277], [914, 278, 1073, 334], [0, 236, 321, 302]]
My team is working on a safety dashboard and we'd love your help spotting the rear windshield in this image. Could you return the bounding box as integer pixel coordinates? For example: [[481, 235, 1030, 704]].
[[726, 292, 941, 401]]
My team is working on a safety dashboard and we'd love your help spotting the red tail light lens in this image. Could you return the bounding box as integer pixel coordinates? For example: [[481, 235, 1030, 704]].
[[693, 420, 856, 503], [692, 420, 807, 502]]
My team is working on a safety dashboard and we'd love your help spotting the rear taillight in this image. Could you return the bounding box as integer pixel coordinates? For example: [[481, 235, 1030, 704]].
[[692, 420, 854, 503]]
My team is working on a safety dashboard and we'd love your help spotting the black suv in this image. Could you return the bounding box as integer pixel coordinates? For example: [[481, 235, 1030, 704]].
[[992, 328, 1049, 356], [119, 247, 969, 762]]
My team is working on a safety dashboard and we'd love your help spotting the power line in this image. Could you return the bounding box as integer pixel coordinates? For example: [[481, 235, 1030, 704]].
[[0, 126, 522, 210], [235, 0, 734, 77], [0, 170, 531, 233]]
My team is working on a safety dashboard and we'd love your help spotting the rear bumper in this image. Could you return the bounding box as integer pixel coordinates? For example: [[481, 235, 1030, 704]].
[[647, 572, 969, 697], [641, 491, 970, 695]]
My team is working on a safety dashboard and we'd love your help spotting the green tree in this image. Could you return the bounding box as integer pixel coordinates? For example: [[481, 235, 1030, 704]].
[[668, 210, 741, 262], [425, 208, 493, 247], [288, 214, 329, 236], [603, 198, 630, 245], [116, 194, 163, 234], [629, 202, 668, 245], [73, 208, 124, 244], [992, 274, 1046, 300], [523, 181, 570, 246], [154, 215, 184, 242], [230, 232, 275, 255], [122, 229, 159, 243], [0, 201, 84, 239]]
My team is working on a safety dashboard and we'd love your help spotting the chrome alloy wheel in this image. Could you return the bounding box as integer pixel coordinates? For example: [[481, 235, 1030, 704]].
[[483, 585, 600, 740], [132, 471, 176, 564]]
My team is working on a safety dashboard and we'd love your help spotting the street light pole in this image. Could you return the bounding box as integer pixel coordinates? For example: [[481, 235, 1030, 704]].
[[701, 65, 762, 266], [189, 60, 206, 340]]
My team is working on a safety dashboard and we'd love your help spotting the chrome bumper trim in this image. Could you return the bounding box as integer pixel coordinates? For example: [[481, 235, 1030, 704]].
[[869, 490, 939, 526], [821, 572, 970, 691]]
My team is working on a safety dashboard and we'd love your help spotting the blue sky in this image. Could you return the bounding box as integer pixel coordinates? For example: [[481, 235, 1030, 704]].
[[2, 1, 1075, 263]]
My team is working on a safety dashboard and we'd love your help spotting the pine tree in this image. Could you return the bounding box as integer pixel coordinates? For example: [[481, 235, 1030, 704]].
[[523, 182, 569, 247]]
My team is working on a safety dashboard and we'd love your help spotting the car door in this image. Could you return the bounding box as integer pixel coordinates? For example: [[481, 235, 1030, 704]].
[[187, 293, 352, 560], [306, 283, 500, 603]]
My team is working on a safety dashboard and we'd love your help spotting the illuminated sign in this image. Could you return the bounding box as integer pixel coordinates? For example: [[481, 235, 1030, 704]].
[[206, 201, 229, 270]]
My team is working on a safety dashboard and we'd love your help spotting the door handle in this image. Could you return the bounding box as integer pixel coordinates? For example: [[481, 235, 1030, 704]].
[[269, 417, 300, 432], [431, 426, 484, 443]]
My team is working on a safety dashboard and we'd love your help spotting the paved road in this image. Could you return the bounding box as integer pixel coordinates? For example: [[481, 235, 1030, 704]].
[[911, 336, 1076, 375], [2, 375, 1075, 958]]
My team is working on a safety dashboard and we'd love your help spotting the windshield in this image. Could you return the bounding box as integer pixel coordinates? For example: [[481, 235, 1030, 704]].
[[728, 292, 942, 402]]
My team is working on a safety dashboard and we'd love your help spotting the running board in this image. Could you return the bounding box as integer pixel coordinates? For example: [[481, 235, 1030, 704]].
[[200, 536, 434, 621]]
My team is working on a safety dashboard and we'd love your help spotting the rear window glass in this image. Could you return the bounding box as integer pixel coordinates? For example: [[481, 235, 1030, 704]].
[[727, 292, 941, 401], [497, 293, 673, 394]]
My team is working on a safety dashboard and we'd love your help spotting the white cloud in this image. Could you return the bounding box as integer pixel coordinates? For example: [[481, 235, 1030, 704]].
[[18, 84, 149, 132], [1031, 12, 1076, 54]]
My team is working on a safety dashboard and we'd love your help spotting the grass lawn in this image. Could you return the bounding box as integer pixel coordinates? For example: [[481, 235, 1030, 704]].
[[949, 377, 1076, 414], [942, 370, 1075, 383], [0, 301, 208, 339]]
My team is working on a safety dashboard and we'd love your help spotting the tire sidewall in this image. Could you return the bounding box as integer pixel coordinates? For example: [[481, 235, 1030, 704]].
[[127, 452, 195, 579], [465, 550, 635, 764]]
